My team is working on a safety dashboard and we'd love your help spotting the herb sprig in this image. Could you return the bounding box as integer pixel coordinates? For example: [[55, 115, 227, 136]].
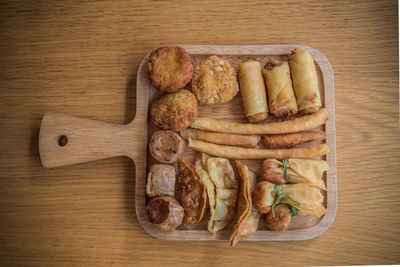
[[271, 185, 301, 217], [283, 159, 289, 183]]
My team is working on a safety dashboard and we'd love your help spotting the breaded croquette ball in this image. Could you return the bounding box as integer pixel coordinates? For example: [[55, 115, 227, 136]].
[[148, 46, 193, 93], [150, 89, 198, 132]]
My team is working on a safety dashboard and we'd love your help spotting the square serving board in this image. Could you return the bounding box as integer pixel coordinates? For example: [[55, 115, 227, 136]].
[[138, 45, 336, 241]]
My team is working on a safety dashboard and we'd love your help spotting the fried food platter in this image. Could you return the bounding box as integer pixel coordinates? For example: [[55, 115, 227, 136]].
[[143, 45, 336, 241], [39, 45, 336, 242]]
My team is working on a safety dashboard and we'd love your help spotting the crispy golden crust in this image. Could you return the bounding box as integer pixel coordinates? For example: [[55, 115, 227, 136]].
[[146, 196, 184, 231], [260, 131, 326, 149], [191, 56, 239, 105], [177, 158, 207, 225], [148, 46, 193, 93], [264, 205, 291, 231], [150, 89, 198, 132]]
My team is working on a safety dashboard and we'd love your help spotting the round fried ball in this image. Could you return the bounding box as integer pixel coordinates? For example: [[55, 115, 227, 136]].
[[150, 89, 198, 132], [148, 46, 193, 93], [191, 55, 239, 105]]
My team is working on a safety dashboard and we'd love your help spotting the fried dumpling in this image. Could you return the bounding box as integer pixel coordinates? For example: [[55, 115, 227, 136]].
[[252, 181, 326, 217], [260, 158, 328, 190], [207, 157, 239, 233], [229, 160, 259, 247], [177, 158, 207, 225], [195, 154, 239, 233]]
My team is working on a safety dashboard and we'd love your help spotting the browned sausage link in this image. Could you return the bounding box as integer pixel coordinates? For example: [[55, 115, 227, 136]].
[[149, 131, 185, 163], [260, 131, 326, 149]]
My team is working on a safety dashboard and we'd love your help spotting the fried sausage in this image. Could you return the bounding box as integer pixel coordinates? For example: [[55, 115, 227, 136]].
[[149, 131, 185, 163], [147, 196, 184, 231]]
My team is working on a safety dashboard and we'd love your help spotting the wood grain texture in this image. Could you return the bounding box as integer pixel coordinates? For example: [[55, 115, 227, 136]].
[[0, 0, 398, 266]]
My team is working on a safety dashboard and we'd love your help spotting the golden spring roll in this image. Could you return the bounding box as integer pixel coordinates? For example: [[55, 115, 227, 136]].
[[180, 128, 259, 148], [262, 60, 298, 118], [260, 131, 326, 149], [189, 138, 329, 160], [191, 107, 329, 135], [289, 49, 321, 114], [238, 61, 268, 122]]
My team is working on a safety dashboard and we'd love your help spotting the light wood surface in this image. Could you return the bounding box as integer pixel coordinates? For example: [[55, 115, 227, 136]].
[[38, 44, 337, 241], [0, 0, 398, 266]]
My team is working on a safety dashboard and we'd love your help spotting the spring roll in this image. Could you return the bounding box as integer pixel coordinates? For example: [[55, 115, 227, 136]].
[[238, 61, 268, 122], [260, 131, 326, 149], [189, 138, 329, 160], [180, 128, 259, 148], [262, 60, 298, 118], [289, 49, 321, 114], [191, 107, 329, 135]]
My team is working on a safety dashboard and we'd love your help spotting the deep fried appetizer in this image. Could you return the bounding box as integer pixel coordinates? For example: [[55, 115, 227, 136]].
[[177, 158, 207, 225], [230, 161, 259, 247], [148, 46, 193, 93], [147, 196, 184, 231], [150, 89, 198, 132], [264, 204, 291, 231], [149, 131, 185, 163], [191, 56, 239, 105], [260, 131, 326, 149], [146, 164, 176, 197], [260, 158, 328, 190]]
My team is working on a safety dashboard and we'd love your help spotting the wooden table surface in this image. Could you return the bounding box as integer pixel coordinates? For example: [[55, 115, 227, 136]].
[[0, 0, 398, 266]]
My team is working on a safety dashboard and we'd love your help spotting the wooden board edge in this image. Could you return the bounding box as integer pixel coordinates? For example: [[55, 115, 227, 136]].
[[133, 45, 337, 241]]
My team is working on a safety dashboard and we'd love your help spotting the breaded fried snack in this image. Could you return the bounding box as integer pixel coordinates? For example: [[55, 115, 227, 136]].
[[148, 46, 193, 93], [191, 56, 239, 105], [150, 89, 198, 132]]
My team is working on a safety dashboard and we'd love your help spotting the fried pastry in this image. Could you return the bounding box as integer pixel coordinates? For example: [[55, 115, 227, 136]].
[[289, 49, 321, 114], [146, 164, 176, 197], [177, 158, 207, 225], [260, 158, 328, 190], [147, 196, 184, 231], [260, 131, 326, 149], [194, 155, 239, 233], [191, 56, 239, 105], [229, 161, 259, 246], [252, 182, 326, 217]]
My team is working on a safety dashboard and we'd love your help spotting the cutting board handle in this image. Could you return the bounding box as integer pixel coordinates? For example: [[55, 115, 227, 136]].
[[39, 113, 140, 168]]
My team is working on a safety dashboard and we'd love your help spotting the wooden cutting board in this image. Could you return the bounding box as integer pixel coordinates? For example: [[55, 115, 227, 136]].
[[39, 45, 336, 242]]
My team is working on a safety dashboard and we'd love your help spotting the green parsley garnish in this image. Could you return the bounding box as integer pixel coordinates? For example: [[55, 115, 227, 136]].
[[271, 185, 301, 217], [283, 159, 289, 183]]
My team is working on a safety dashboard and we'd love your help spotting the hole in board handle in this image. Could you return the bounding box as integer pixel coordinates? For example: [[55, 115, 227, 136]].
[[58, 135, 68, 147]]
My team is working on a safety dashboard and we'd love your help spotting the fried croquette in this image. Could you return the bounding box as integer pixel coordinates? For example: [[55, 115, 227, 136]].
[[148, 46, 193, 93], [191, 55, 239, 105], [150, 89, 198, 132]]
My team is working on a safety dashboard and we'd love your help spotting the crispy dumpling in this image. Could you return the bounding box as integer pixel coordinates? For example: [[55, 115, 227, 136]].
[[252, 181, 326, 217], [195, 154, 239, 233], [177, 158, 207, 225], [229, 160, 253, 246], [231, 169, 260, 244], [260, 159, 328, 190], [207, 157, 239, 233]]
